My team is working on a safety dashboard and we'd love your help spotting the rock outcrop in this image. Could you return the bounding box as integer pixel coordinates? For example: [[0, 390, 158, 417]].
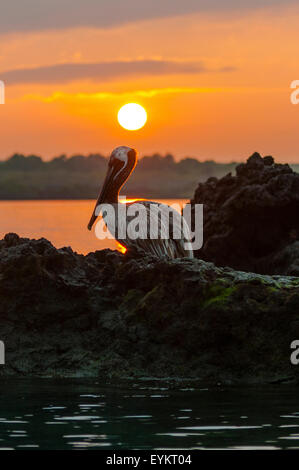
[[0, 233, 298, 384], [191, 153, 299, 275]]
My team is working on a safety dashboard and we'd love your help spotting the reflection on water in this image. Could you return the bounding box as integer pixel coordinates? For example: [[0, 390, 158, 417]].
[[0, 379, 299, 450], [0, 199, 188, 254]]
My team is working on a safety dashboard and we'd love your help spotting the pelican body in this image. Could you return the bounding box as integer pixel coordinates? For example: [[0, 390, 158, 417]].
[[88, 146, 193, 258]]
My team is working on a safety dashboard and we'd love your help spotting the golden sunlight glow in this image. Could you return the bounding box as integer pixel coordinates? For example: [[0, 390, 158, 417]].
[[117, 242, 127, 254], [119, 198, 145, 204], [117, 103, 147, 131]]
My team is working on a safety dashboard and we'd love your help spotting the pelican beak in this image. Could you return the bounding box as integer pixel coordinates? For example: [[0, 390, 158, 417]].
[[87, 165, 115, 231]]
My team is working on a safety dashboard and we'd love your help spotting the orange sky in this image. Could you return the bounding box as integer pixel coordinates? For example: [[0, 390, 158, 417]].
[[0, 1, 299, 162]]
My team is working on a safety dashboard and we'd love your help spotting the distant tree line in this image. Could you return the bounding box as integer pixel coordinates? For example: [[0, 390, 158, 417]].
[[0, 153, 107, 172], [0, 153, 297, 199], [0, 152, 235, 173]]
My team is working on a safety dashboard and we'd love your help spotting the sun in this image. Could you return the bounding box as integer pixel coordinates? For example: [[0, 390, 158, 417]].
[[117, 103, 147, 131]]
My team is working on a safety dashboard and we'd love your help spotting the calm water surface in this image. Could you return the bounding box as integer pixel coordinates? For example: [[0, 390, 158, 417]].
[[0, 199, 188, 254], [0, 379, 299, 450]]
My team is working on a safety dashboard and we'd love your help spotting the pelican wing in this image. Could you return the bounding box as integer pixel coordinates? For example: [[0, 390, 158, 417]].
[[116, 201, 194, 259]]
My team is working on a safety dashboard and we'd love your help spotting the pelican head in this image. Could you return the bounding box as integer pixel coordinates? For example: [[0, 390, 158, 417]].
[[87, 146, 137, 230]]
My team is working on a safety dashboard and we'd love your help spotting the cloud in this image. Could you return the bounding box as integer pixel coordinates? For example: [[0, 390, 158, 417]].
[[0, 0, 295, 35], [1, 60, 236, 85], [22, 85, 281, 105], [22, 87, 226, 103]]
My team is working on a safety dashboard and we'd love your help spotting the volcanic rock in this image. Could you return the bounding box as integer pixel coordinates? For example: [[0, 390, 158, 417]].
[[191, 152, 299, 275], [0, 234, 298, 384]]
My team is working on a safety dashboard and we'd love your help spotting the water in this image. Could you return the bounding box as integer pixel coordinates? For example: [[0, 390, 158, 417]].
[[0, 379, 299, 450], [0, 199, 187, 254]]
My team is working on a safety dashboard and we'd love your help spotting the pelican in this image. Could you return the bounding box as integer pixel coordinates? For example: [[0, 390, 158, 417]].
[[87, 146, 194, 258]]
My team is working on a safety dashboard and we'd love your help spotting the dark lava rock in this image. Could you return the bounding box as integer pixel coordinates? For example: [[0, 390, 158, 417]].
[[191, 152, 299, 275], [0, 234, 299, 384]]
